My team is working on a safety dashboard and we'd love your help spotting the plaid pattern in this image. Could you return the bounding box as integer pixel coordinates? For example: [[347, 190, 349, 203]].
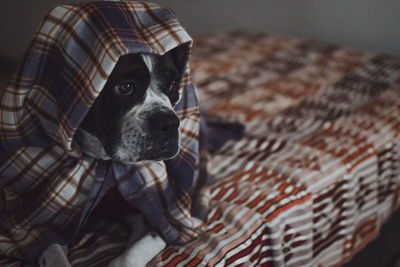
[[31, 32, 399, 267], [0, 1, 202, 263]]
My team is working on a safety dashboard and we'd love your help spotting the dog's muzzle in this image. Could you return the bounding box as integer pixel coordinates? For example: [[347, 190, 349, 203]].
[[144, 109, 180, 160]]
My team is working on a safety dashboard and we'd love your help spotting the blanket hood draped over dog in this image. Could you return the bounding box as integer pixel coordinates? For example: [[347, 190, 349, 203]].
[[0, 1, 202, 262]]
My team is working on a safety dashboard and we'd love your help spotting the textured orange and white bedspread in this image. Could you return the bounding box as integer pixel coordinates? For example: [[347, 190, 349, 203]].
[[151, 31, 400, 266], [4, 31, 400, 267]]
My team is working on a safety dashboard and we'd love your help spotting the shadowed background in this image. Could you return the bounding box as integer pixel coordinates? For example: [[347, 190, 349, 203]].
[[0, 0, 399, 64]]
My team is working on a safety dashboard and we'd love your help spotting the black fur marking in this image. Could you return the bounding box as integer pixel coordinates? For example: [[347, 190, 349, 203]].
[[154, 52, 181, 105], [79, 53, 150, 157], [78, 51, 181, 162]]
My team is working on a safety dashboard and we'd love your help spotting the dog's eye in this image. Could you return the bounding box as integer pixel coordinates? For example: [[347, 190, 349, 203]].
[[115, 81, 135, 95]]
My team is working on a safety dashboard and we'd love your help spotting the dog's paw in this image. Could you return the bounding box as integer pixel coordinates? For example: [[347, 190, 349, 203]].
[[107, 257, 127, 267], [124, 213, 149, 245], [107, 233, 166, 267], [39, 244, 71, 267]]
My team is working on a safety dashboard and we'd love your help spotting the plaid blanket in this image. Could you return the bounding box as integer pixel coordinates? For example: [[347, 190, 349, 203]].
[[62, 31, 398, 267], [2, 20, 400, 267], [0, 1, 203, 263]]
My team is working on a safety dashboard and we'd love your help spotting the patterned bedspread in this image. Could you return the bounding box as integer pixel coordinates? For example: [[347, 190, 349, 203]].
[[152, 32, 400, 266], [2, 31, 400, 267]]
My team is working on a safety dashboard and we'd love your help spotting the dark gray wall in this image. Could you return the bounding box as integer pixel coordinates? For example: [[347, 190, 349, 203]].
[[151, 0, 400, 56], [0, 0, 399, 65]]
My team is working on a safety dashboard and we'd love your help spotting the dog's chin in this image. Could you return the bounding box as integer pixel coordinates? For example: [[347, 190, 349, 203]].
[[140, 140, 180, 163], [113, 141, 180, 164], [143, 147, 180, 162]]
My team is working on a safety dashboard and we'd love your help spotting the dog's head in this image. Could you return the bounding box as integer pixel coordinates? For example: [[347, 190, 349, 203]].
[[75, 51, 182, 164]]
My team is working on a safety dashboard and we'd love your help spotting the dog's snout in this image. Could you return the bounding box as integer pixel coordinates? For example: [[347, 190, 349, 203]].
[[148, 111, 179, 134]]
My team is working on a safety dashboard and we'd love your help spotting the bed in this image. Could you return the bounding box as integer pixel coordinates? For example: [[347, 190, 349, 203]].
[[2, 31, 400, 267], [174, 31, 400, 266]]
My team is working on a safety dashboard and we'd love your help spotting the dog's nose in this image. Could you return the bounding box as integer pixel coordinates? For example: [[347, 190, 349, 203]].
[[148, 110, 180, 135]]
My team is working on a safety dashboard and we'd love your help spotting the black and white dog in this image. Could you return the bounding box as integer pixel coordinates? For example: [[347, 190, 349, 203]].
[[39, 52, 186, 267], [77, 52, 181, 163]]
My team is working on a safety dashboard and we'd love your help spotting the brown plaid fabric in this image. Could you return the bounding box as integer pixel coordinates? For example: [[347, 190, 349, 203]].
[[44, 31, 399, 267], [2, 15, 400, 267], [0, 1, 203, 263]]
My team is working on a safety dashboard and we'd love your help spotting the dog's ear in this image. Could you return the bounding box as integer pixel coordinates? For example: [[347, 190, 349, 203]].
[[163, 49, 177, 68], [163, 46, 188, 78], [79, 98, 103, 136], [155, 50, 181, 106]]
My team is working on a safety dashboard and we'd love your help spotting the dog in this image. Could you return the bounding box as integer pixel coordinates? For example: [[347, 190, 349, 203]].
[[38, 51, 185, 267]]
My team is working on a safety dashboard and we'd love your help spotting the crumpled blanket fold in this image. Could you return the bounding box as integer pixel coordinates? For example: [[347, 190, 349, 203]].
[[0, 1, 203, 262]]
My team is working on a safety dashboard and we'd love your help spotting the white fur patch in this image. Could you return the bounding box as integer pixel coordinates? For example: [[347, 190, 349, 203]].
[[107, 233, 166, 267], [106, 214, 166, 267], [75, 128, 111, 160], [39, 244, 71, 267]]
